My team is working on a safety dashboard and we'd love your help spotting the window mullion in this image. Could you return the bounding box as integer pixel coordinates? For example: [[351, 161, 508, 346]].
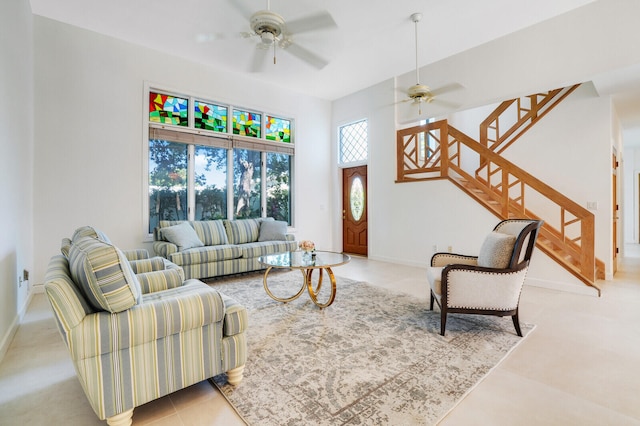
[[261, 152, 267, 218], [188, 145, 196, 221], [227, 148, 234, 219]]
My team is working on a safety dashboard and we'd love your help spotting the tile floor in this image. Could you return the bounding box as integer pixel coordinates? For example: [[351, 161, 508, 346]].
[[1, 247, 639, 425]]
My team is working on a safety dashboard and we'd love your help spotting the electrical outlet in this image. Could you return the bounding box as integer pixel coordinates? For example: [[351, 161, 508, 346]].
[[23, 270, 29, 281], [447, 246, 453, 252], [432, 245, 437, 252]]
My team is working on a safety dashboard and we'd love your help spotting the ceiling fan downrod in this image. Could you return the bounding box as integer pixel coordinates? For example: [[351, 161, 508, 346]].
[[411, 12, 422, 84]]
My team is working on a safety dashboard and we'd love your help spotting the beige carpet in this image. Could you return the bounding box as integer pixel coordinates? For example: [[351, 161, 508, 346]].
[[208, 270, 534, 425]]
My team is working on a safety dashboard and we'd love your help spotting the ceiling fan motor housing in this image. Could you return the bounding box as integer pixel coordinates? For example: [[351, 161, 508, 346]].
[[408, 83, 433, 101], [251, 10, 285, 39]]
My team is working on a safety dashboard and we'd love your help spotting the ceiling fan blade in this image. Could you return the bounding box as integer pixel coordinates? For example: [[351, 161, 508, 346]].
[[285, 11, 337, 34], [431, 98, 462, 109], [430, 83, 464, 96], [285, 42, 329, 69], [227, 0, 253, 20], [195, 32, 228, 43], [249, 46, 270, 73]]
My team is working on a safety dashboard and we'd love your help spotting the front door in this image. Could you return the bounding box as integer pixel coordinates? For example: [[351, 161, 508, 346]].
[[342, 166, 368, 256]]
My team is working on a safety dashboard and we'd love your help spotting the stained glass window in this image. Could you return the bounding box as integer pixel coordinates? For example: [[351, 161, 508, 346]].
[[265, 115, 291, 142], [232, 110, 261, 138], [149, 92, 188, 126], [194, 101, 228, 133]]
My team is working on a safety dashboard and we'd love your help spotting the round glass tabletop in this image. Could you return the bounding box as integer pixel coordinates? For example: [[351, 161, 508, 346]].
[[259, 251, 351, 269]]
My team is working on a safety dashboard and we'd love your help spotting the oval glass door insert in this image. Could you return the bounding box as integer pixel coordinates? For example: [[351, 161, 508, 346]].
[[350, 177, 364, 221]]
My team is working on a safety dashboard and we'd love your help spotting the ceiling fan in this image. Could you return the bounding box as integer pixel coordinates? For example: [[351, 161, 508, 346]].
[[235, 0, 337, 72], [400, 12, 462, 115]]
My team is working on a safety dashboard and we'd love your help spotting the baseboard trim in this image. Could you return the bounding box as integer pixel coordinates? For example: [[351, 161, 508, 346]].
[[525, 277, 599, 297], [0, 289, 35, 364]]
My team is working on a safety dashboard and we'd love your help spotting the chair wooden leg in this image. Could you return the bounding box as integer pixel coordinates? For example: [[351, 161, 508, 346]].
[[429, 291, 434, 311], [107, 409, 133, 426], [512, 312, 523, 337], [227, 365, 245, 386], [440, 310, 447, 336]]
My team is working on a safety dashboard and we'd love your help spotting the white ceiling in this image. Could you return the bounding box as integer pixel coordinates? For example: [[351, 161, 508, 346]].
[[29, 0, 596, 100], [28, 0, 640, 142]]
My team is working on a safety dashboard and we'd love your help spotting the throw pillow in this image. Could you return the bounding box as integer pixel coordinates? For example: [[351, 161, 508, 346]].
[[71, 225, 112, 244], [68, 236, 141, 313], [258, 220, 288, 241], [477, 232, 517, 269], [161, 222, 204, 250]]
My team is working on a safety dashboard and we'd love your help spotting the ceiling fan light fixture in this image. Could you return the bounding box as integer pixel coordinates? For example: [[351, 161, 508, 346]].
[[260, 31, 275, 45]]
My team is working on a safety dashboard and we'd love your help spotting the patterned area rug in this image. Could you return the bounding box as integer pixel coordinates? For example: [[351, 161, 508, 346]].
[[208, 270, 534, 425]]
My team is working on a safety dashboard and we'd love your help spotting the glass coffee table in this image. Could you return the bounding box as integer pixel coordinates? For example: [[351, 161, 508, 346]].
[[258, 251, 351, 308]]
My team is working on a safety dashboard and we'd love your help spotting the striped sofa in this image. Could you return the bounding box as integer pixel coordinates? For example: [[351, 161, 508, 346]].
[[44, 227, 248, 426], [153, 218, 297, 280]]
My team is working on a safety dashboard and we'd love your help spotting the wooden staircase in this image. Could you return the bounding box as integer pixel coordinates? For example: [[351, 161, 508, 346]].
[[396, 86, 603, 294], [479, 85, 581, 154]]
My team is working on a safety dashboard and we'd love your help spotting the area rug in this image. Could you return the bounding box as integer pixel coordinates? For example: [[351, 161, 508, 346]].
[[207, 271, 534, 425]]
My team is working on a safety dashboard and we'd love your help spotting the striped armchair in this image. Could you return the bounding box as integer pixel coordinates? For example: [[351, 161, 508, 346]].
[[45, 231, 248, 426]]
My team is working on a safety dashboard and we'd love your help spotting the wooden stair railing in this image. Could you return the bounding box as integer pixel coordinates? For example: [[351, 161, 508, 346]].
[[479, 85, 580, 155], [396, 120, 602, 294]]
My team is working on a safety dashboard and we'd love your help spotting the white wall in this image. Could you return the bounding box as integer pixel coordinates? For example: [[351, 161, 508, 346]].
[[32, 17, 333, 286], [500, 83, 614, 275], [0, 0, 34, 358], [332, 79, 499, 269], [622, 130, 640, 245]]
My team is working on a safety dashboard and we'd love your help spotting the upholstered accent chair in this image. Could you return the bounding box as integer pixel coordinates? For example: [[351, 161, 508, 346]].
[[45, 227, 247, 426], [427, 219, 543, 336]]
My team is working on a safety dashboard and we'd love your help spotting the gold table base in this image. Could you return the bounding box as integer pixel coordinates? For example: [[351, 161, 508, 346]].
[[262, 266, 337, 308]]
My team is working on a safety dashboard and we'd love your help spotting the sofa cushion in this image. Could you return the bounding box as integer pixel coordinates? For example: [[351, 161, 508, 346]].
[[477, 232, 517, 269], [258, 220, 288, 242], [192, 220, 229, 246], [69, 237, 141, 313], [169, 245, 242, 266], [223, 218, 261, 244], [239, 240, 299, 259], [161, 222, 204, 250], [71, 225, 112, 244]]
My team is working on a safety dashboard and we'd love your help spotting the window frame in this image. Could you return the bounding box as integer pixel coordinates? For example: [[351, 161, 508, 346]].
[[338, 118, 369, 167], [142, 83, 295, 240]]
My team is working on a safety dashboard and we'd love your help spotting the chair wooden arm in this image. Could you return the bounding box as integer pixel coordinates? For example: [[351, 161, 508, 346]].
[[430, 252, 478, 267]]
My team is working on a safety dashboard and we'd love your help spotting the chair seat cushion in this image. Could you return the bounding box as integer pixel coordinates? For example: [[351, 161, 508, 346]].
[[427, 266, 444, 296], [477, 232, 517, 269]]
